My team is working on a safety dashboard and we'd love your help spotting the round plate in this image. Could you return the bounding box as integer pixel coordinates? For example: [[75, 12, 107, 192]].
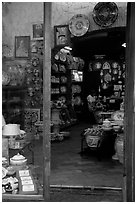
[[112, 62, 119, 69], [74, 96, 82, 105], [93, 2, 118, 27], [2, 71, 10, 85], [69, 14, 89, 37], [104, 72, 112, 82], [111, 111, 124, 121], [2, 167, 8, 179], [102, 61, 111, 69], [61, 76, 67, 83], [93, 62, 102, 70]]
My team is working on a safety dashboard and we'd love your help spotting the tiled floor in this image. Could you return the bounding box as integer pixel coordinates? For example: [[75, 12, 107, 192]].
[[32, 121, 123, 189]]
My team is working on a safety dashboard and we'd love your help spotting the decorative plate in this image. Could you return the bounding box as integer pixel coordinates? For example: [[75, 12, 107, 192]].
[[59, 96, 66, 103], [74, 96, 82, 105], [2, 71, 10, 85], [111, 111, 124, 121], [112, 62, 119, 69], [104, 72, 112, 82], [2, 167, 8, 179], [59, 64, 66, 73], [61, 76, 67, 83], [69, 14, 89, 37], [54, 53, 60, 60], [52, 63, 58, 72], [59, 52, 67, 62], [60, 86, 67, 93], [93, 62, 102, 70], [102, 61, 111, 69], [92, 2, 118, 27]]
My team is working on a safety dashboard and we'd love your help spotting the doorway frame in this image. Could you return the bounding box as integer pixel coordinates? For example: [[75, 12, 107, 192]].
[[42, 2, 135, 201]]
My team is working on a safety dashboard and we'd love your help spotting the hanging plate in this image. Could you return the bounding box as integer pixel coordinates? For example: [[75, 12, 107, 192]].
[[102, 61, 111, 69], [93, 62, 102, 70], [104, 72, 112, 82], [92, 2, 118, 27], [69, 14, 89, 37], [112, 62, 119, 69]]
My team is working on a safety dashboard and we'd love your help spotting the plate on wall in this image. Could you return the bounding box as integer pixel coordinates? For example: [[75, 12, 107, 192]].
[[92, 2, 118, 27], [69, 14, 89, 37], [93, 61, 102, 70]]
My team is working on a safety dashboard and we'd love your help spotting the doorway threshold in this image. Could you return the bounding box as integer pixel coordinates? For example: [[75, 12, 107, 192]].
[[50, 184, 122, 191]]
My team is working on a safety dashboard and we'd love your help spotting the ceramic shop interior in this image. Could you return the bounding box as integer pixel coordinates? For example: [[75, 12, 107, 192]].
[[2, 2, 128, 201]]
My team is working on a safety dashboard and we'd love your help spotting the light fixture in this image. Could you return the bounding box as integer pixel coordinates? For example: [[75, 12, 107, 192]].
[[122, 43, 126, 47]]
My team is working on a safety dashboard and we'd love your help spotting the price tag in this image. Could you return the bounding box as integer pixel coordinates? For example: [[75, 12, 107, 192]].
[[22, 184, 34, 192], [22, 180, 33, 185], [19, 170, 30, 177]]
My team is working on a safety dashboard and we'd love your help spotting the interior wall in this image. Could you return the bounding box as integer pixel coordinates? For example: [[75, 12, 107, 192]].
[[2, 2, 127, 56]]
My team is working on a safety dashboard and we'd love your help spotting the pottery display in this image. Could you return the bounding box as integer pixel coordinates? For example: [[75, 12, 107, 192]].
[[69, 14, 89, 36]]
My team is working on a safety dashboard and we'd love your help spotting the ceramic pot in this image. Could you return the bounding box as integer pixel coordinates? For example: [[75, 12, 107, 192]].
[[10, 153, 27, 166]]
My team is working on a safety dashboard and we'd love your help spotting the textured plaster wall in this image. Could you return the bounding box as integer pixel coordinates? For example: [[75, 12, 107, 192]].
[[2, 2, 127, 54]]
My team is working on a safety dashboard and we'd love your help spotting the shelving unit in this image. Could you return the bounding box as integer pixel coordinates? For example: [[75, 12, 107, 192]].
[[51, 47, 78, 130], [51, 50, 71, 102], [2, 85, 26, 129]]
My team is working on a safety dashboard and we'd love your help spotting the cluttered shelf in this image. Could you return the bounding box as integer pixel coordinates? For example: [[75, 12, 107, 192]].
[[2, 166, 44, 202], [2, 124, 43, 201]]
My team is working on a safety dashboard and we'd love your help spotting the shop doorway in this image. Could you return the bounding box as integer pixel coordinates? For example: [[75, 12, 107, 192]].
[[50, 27, 125, 189], [42, 1, 134, 200], [49, 3, 134, 201]]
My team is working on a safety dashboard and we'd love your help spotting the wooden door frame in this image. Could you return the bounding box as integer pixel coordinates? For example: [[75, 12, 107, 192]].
[[43, 2, 51, 201], [123, 2, 135, 202], [42, 2, 135, 202]]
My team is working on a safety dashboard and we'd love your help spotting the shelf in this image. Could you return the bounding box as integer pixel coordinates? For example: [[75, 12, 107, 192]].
[[71, 81, 83, 83], [6, 99, 22, 104], [2, 85, 27, 91], [51, 82, 60, 84]]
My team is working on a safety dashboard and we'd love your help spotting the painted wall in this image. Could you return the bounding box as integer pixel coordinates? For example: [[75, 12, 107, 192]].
[[2, 2, 127, 55]]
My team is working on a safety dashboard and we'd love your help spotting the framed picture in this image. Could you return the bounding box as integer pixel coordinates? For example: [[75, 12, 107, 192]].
[[15, 36, 30, 58], [54, 25, 70, 47], [32, 22, 43, 40]]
